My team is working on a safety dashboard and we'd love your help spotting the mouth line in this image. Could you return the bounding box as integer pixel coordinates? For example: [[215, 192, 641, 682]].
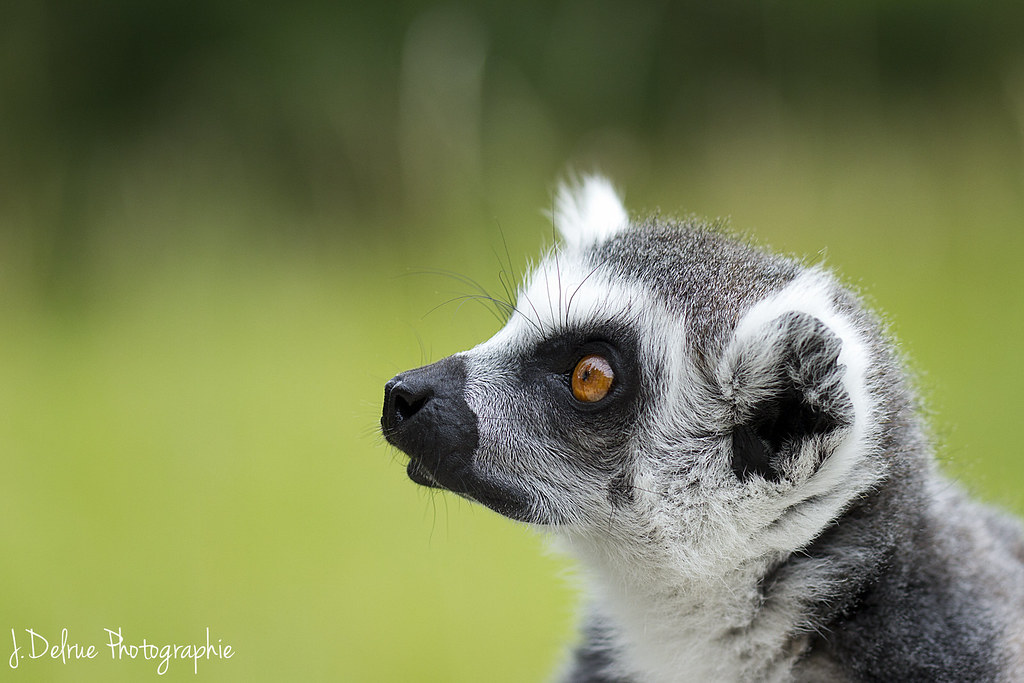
[[404, 457, 539, 522], [406, 458, 445, 489]]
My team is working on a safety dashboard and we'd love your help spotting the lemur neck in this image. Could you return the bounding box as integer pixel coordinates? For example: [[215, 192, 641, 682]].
[[579, 553, 811, 682], [566, 472, 917, 682]]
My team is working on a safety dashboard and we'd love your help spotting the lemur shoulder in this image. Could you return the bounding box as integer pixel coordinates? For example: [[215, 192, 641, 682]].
[[382, 177, 1024, 682]]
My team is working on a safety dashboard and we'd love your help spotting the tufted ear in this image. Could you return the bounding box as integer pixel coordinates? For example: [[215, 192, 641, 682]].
[[553, 175, 629, 249], [723, 311, 855, 482]]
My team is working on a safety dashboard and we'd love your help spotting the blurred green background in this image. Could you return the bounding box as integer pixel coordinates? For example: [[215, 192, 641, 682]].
[[1, 1, 1022, 680]]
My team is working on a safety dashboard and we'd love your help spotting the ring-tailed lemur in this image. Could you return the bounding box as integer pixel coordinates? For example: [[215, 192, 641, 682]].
[[381, 176, 1024, 682]]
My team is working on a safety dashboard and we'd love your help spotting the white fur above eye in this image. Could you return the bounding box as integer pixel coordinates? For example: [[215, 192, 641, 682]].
[[553, 175, 629, 249]]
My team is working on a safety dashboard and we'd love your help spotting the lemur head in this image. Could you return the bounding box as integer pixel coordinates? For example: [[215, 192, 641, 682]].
[[382, 177, 890, 580]]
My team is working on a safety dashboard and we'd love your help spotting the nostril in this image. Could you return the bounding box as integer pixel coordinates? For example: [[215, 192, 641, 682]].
[[383, 378, 433, 434], [394, 390, 428, 423]]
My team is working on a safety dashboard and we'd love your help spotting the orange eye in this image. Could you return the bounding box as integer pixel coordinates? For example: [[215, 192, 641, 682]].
[[572, 354, 614, 403]]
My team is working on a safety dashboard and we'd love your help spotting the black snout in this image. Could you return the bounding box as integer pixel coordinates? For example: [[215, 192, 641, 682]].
[[381, 356, 536, 521], [381, 356, 480, 492]]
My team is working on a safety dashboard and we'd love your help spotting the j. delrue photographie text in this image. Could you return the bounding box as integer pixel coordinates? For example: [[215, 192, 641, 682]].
[[8, 626, 234, 675]]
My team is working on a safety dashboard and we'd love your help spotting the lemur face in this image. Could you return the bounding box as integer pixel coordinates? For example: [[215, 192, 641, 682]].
[[383, 177, 883, 576]]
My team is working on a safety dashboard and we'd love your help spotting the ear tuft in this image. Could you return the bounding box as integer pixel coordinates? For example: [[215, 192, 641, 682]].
[[553, 175, 629, 249]]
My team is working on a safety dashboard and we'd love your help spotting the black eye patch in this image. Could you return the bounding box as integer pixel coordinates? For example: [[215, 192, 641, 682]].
[[523, 323, 640, 410], [504, 322, 647, 475]]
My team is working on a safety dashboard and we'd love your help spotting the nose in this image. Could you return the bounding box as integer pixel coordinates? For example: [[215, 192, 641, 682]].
[[380, 356, 479, 468], [381, 375, 432, 435]]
